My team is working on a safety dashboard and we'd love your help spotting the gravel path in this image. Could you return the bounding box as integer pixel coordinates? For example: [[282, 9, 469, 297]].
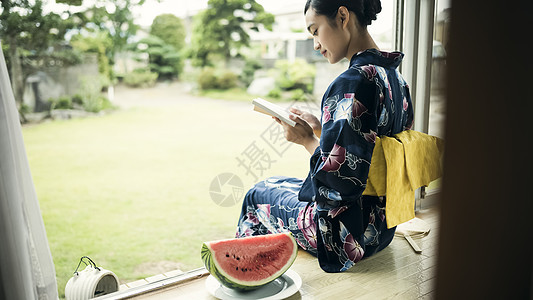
[[112, 81, 217, 108]]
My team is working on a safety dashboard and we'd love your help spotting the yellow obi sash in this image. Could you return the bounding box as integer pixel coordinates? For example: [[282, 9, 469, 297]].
[[363, 130, 445, 228]]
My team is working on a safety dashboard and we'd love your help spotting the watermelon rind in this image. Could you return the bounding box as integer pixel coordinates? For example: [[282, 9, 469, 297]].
[[201, 232, 298, 291]]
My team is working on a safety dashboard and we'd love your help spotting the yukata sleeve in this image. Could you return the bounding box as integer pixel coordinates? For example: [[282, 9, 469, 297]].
[[398, 71, 414, 131], [300, 70, 380, 209]]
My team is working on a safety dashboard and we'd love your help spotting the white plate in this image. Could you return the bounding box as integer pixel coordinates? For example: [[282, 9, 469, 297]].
[[205, 269, 302, 300]]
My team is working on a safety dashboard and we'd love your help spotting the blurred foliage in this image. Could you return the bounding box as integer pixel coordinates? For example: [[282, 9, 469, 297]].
[[123, 69, 158, 88], [1, 0, 155, 113], [271, 59, 316, 93], [217, 70, 239, 89], [78, 76, 113, 112], [48, 95, 73, 110], [0, 0, 74, 53], [135, 35, 183, 80], [267, 87, 282, 99], [46, 75, 113, 113], [55, 0, 82, 5], [290, 88, 305, 101], [189, 0, 274, 67], [0, 0, 77, 103], [130, 14, 187, 80], [240, 59, 263, 87], [71, 94, 84, 106], [71, 0, 158, 68], [197, 68, 218, 89], [70, 30, 113, 82], [150, 14, 186, 52], [197, 68, 238, 90]]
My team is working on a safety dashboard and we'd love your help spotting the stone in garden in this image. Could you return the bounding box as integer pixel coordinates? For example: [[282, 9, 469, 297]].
[[246, 77, 276, 97]]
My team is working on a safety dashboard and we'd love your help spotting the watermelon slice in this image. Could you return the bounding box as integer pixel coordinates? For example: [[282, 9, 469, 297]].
[[201, 232, 298, 291]]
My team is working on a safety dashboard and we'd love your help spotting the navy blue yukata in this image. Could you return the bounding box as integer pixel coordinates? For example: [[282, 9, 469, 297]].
[[236, 49, 414, 273]]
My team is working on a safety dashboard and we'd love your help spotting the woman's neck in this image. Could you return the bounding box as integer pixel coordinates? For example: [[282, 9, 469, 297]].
[[346, 28, 380, 60]]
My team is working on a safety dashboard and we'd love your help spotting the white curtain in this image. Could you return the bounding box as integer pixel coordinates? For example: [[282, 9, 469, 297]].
[[0, 44, 59, 299]]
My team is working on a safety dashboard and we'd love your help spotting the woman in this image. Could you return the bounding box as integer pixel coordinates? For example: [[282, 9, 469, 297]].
[[236, 0, 413, 273]]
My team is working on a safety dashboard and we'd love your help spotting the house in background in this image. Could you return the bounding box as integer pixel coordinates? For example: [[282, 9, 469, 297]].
[[248, 2, 398, 98], [247, 3, 346, 99], [248, 3, 318, 67]]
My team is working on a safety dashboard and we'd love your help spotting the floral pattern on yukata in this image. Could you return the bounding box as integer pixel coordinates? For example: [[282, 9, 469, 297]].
[[236, 49, 414, 273], [237, 203, 318, 254], [298, 49, 414, 273], [236, 177, 318, 255]]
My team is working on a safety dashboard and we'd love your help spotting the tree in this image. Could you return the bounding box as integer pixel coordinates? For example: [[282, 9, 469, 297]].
[[0, 0, 76, 105], [136, 35, 183, 80], [70, 29, 113, 80], [76, 0, 157, 71], [190, 0, 274, 67], [139, 14, 186, 80], [150, 14, 186, 52], [55, 0, 82, 4]]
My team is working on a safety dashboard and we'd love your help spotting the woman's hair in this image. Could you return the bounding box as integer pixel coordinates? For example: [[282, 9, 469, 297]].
[[304, 0, 382, 27]]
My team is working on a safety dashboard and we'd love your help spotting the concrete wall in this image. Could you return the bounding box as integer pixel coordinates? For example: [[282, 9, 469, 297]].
[[23, 54, 99, 112]]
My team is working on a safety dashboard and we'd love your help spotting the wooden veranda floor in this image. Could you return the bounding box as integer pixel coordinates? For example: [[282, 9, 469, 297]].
[[101, 205, 440, 299]]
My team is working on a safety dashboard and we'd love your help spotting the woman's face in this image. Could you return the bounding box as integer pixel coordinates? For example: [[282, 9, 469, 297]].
[[305, 7, 349, 64]]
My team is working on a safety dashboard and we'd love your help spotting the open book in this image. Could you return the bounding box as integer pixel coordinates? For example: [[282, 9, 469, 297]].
[[252, 98, 296, 127]]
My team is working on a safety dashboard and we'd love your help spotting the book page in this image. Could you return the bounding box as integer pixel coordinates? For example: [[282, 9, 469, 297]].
[[252, 98, 296, 127]]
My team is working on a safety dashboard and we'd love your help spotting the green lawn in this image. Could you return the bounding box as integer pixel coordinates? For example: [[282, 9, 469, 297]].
[[22, 94, 311, 298]]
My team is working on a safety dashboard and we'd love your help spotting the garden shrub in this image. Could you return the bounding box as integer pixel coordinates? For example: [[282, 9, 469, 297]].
[[138, 35, 184, 80], [124, 70, 158, 88], [72, 94, 84, 106], [217, 71, 238, 89], [272, 59, 316, 93], [46, 94, 112, 114], [197, 68, 239, 90], [44, 76, 114, 115], [240, 59, 263, 87], [267, 87, 282, 99], [19, 103, 30, 115], [48, 96, 73, 109], [197, 68, 218, 90], [290, 89, 305, 101], [83, 95, 113, 113], [79, 76, 113, 112]]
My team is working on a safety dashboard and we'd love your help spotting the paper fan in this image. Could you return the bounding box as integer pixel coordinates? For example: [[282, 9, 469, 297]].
[[395, 217, 431, 238], [395, 217, 431, 254]]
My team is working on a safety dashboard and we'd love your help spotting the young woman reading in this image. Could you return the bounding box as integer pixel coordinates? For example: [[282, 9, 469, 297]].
[[236, 0, 414, 273]]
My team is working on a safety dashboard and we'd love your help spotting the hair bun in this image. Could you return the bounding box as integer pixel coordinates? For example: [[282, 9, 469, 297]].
[[304, 0, 382, 28], [362, 0, 382, 26]]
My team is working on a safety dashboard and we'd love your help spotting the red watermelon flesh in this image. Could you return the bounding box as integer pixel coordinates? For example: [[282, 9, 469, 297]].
[[201, 232, 298, 290]]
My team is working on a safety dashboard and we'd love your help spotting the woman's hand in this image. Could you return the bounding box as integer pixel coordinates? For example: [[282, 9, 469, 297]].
[[289, 107, 321, 138], [273, 109, 320, 155]]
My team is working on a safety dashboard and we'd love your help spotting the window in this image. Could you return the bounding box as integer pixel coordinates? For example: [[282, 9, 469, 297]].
[[393, 0, 450, 207]]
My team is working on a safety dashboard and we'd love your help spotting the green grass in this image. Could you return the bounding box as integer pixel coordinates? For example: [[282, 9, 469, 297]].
[[22, 97, 310, 298], [195, 87, 287, 102]]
